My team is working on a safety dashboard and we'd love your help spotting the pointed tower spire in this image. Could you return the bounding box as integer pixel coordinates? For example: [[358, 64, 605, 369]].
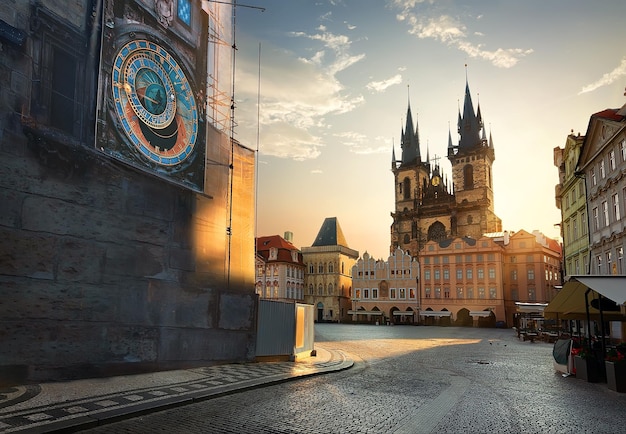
[[391, 140, 397, 169], [400, 91, 421, 166], [458, 69, 482, 150]]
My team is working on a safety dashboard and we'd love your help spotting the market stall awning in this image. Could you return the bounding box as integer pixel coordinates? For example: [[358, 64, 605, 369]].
[[420, 311, 451, 317], [348, 310, 383, 316], [544, 275, 626, 320], [515, 302, 548, 313], [392, 311, 416, 316], [469, 311, 492, 317]]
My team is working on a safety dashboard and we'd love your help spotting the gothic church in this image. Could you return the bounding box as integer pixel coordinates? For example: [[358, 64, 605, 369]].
[[391, 79, 502, 256]]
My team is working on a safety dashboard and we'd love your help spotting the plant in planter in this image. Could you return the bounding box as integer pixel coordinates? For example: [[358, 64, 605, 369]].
[[605, 345, 626, 392], [574, 345, 601, 383]]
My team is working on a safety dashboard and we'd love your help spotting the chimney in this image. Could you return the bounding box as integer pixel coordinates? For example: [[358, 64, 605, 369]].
[[284, 231, 293, 243]]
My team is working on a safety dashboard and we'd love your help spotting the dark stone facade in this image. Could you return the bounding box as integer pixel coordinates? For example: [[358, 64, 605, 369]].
[[0, 1, 257, 386]]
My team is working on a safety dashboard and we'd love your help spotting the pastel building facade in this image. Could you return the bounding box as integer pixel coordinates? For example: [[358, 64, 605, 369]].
[[554, 133, 590, 276], [255, 234, 305, 302], [350, 249, 420, 324]]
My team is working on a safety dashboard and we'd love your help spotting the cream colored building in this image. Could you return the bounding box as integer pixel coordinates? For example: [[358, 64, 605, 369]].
[[302, 217, 359, 322], [350, 249, 420, 324], [554, 133, 589, 276]]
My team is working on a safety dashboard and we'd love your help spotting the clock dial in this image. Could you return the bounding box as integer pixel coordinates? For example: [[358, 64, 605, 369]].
[[111, 39, 198, 166], [431, 175, 441, 186]]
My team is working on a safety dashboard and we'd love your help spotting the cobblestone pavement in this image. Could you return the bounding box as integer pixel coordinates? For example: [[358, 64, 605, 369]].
[[0, 348, 351, 433], [81, 324, 626, 434]]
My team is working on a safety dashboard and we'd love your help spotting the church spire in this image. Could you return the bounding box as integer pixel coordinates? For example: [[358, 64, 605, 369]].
[[458, 75, 483, 150], [400, 95, 421, 166]]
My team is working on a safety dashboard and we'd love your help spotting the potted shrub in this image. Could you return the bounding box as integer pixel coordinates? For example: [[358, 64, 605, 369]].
[[574, 345, 601, 383], [605, 344, 626, 392]]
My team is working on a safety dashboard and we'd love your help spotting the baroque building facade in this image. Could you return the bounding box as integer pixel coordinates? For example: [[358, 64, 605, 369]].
[[302, 217, 359, 322], [255, 234, 306, 301], [577, 105, 626, 275]]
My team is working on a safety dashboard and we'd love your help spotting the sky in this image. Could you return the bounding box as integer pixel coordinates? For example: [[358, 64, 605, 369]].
[[231, 0, 626, 260]]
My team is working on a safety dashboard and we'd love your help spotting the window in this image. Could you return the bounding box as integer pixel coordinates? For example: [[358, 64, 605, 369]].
[[600, 160, 606, 179], [607, 252, 613, 274], [399, 288, 406, 299], [308, 264, 314, 273], [328, 262, 334, 273], [466, 268, 473, 279], [409, 288, 416, 298], [596, 255, 602, 274], [403, 177, 411, 200], [489, 287, 496, 299], [593, 207, 599, 230], [477, 268, 484, 279], [435, 287, 441, 298], [511, 269, 517, 281], [573, 215, 578, 239], [434, 269, 441, 280], [456, 287, 464, 298], [592, 168, 597, 186], [619, 248, 624, 274], [29, 5, 93, 140], [363, 288, 369, 299], [610, 150, 616, 170], [602, 201, 609, 226], [425, 270, 431, 281], [622, 140, 626, 162], [444, 288, 450, 298], [478, 287, 485, 299], [443, 269, 450, 280], [463, 164, 474, 189], [425, 288, 431, 298], [390, 288, 397, 299], [613, 193, 621, 221], [456, 269, 463, 279], [177, 0, 192, 26], [527, 269, 535, 280], [372, 288, 378, 299], [511, 288, 518, 301], [489, 268, 496, 279], [318, 263, 324, 273], [528, 287, 536, 301]]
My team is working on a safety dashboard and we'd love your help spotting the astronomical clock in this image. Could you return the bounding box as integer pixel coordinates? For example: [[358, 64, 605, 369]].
[[96, 0, 208, 191]]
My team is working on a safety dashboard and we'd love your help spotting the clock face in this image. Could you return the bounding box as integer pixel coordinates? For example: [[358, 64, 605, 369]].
[[431, 175, 441, 186], [111, 39, 198, 166]]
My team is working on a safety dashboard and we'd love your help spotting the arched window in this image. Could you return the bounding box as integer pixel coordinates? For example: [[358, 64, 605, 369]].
[[463, 164, 474, 189], [403, 177, 411, 200], [309, 284, 314, 294], [427, 221, 446, 242], [318, 284, 323, 295], [328, 283, 334, 295], [318, 263, 324, 273], [328, 262, 334, 273]]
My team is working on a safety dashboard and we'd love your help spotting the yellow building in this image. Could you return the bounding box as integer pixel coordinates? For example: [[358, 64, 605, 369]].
[[302, 218, 359, 322], [350, 249, 420, 324]]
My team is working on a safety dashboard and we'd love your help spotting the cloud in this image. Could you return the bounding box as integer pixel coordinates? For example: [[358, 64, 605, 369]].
[[235, 26, 365, 161], [391, 4, 532, 68], [311, 169, 324, 174], [334, 132, 390, 155], [366, 74, 403, 93], [579, 57, 626, 94]]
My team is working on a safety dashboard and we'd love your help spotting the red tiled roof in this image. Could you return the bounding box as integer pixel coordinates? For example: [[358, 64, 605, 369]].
[[592, 108, 623, 122], [256, 235, 304, 265]]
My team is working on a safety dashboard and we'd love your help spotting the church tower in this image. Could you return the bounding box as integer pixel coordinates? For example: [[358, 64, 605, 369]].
[[391, 76, 502, 257], [391, 100, 429, 257], [447, 79, 502, 237]]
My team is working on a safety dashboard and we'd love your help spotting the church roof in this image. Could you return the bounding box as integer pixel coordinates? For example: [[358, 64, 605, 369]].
[[311, 217, 348, 247]]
